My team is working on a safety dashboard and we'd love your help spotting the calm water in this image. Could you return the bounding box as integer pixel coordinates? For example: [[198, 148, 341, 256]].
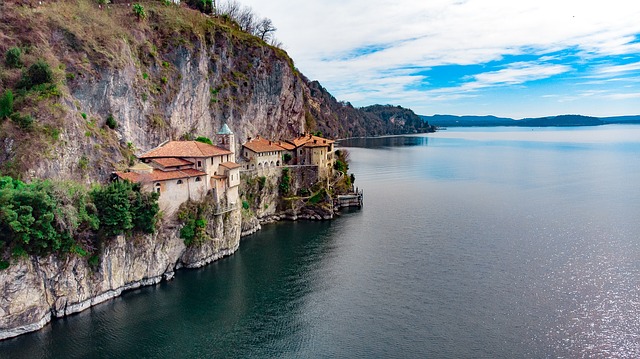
[[2, 125, 640, 358]]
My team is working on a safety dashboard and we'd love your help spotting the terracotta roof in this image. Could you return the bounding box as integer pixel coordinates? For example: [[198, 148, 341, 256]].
[[243, 137, 284, 153], [139, 141, 232, 159], [116, 168, 206, 183], [276, 141, 295, 150], [115, 171, 142, 182], [287, 134, 335, 148], [220, 161, 241, 170], [152, 158, 193, 168]]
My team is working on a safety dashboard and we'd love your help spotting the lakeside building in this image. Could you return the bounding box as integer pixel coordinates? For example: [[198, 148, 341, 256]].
[[241, 136, 284, 170], [115, 125, 337, 214], [115, 125, 240, 214], [240, 133, 335, 178]]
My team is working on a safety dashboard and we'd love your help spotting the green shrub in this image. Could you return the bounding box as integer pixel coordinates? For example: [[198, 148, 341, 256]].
[[78, 156, 89, 171], [81, 112, 87, 119], [258, 176, 266, 190], [242, 200, 249, 210], [279, 168, 290, 195], [0, 177, 70, 256], [91, 180, 160, 237], [19, 60, 53, 89], [106, 114, 117, 129], [10, 113, 33, 130], [309, 188, 326, 204], [5, 47, 22, 68], [91, 181, 134, 236], [0, 90, 14, 119], [178, 208, 207, 246], [133, 4, 147, 20], [88, 254, 100, 267], [195, 136, 213, 145]]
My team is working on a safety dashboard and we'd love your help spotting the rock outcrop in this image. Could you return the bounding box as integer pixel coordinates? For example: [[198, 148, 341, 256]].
[[0, 208, 241, 340]]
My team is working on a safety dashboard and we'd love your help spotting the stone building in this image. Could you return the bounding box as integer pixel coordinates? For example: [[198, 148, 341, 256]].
[[115, 124, 240, 214], [285, 134, 335, 178], [241, 136, 284, 170]]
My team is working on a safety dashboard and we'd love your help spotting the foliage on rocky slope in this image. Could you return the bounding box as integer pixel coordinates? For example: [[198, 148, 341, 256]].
[[0, 0, 432, 182]]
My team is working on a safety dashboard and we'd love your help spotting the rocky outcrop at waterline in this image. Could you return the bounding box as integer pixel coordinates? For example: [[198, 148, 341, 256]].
[[0, 208, 241, 340]]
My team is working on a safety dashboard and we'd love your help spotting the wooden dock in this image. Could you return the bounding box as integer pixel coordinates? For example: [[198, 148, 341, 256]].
[[334, 189, 363, 209]]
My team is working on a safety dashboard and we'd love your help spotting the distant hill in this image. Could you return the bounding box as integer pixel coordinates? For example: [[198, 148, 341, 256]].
[[422, 114, 640, 127]]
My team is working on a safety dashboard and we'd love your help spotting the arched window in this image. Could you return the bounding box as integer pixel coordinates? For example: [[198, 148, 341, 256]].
[[155, 183, 161, 193], [177, 179, 183, 184], [195, 177, 202, 182]]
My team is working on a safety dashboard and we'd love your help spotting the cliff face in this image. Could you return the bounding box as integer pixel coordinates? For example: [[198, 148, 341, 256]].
[[0, 1, 432, 181], [0, 1, 306, 181], [0, 0, 423, 340], [0, 207, 241, 340]]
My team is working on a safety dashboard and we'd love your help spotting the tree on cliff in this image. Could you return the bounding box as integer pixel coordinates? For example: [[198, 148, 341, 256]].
[[256, 18, 276, 41]]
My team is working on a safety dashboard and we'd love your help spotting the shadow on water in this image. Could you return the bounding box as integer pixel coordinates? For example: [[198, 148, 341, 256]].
[[338, 135, 428, 149], [0, 220, 345, 359]]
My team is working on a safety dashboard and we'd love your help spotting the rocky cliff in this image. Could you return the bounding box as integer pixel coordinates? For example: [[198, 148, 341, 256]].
[[0, 206, 241, 340], [0, 0, 424, 340], [0, 0, 433, 181]]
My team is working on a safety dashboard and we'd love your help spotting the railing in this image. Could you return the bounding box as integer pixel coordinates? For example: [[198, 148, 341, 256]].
[[214, 203, 237, 215]]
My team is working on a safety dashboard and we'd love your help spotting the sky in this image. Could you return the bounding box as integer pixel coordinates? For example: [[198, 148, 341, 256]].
[[236, 0, 640, 118]]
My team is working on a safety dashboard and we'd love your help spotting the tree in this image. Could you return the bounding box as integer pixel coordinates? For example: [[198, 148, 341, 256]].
[[91, 181, 134, 237], [256, 18, 276, 41]]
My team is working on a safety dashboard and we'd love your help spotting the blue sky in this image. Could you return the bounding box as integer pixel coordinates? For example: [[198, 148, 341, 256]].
[[236, 0, 640, 118]]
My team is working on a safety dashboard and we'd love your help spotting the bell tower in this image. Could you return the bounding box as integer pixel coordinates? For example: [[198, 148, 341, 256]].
[[216, 123, 235, 162]]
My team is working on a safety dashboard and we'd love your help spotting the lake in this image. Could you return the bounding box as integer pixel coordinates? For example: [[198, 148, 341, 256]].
[[2, 125, 640, 358]]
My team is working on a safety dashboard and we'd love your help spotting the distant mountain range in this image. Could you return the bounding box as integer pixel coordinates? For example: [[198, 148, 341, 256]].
[[420, 114, 640, 127]]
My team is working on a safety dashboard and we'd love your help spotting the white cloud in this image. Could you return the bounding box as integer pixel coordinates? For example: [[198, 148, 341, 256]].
[[606, 92, 640, 100], [230, 0, 640, 116], [595, 61, 640, 75]]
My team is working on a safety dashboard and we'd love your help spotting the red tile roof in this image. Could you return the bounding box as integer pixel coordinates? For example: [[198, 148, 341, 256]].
[[152, 158, 193, 168], [243, 136, 285, 153], [287, 134, 335, 149], [139, 141, 232, 159], [220, 161, 241, 170], [115, 168, 207, 183], [276, 141, 295, 150]]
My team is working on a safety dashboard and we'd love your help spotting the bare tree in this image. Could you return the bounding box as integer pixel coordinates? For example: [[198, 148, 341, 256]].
[[236, 6, 256, 34], [256, 18, 277, 41], [216, 0, 283, 47]]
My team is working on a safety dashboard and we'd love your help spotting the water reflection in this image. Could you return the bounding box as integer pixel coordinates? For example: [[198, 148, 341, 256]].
[[338, 135, 428, 149]]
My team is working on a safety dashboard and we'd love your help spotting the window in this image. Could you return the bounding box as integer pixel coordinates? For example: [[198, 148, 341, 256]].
[[195, 177, 202, 182], [155, 183, 161, 193], [197, 160, 202, 168], [177, 179, 183, 184]]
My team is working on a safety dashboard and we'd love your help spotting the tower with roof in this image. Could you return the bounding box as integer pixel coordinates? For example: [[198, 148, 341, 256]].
[[216, 123, 235, 162]]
